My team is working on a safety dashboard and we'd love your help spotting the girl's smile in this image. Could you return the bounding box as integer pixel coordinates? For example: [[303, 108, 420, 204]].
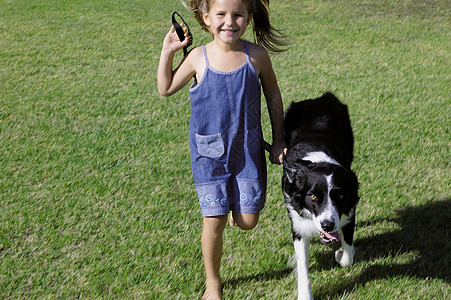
[[222, 29, 237, 35], [203, 0, 252, 48]]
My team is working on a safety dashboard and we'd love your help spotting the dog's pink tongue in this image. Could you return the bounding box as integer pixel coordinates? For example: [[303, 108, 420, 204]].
[[324, 231, 340, 241]]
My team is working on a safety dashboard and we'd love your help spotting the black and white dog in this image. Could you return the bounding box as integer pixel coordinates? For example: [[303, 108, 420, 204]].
[[282, 93, 359, 300]]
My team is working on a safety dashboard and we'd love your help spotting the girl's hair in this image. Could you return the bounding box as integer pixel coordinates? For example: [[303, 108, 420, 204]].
[[182, 0, 288, 53]]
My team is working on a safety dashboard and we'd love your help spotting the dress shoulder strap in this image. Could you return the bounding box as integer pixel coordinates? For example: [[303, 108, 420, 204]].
[[244, 41, 258, 75], [244, 41, 250, 62], [201, 45, 210, 67]]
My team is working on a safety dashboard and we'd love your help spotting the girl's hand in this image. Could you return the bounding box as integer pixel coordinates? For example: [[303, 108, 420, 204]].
[[162, 24, 190, 54], [269, 140, 287, 165]]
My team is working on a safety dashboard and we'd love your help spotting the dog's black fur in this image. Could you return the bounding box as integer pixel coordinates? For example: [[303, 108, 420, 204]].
[[282, 93, 359, 299]]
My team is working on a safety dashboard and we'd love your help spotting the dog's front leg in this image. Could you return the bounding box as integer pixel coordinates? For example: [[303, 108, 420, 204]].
[[294, 237, 313, 300], [335, 215, 355, 267]]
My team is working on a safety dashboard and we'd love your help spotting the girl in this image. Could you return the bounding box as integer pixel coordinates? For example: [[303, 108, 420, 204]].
[[158, 0, 286, 298]]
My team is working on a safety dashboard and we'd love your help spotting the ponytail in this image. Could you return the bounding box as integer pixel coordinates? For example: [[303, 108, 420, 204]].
[[249, 0, 288, 53], [183, 0, 288, 53]]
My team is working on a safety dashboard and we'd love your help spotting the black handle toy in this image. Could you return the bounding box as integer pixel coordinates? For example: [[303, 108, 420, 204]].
[[263, 141, 272, 153], [172, 11, 193, 56]]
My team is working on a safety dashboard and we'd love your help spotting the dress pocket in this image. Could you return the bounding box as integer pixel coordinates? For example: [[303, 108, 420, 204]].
[[196, 133, 225, 158]]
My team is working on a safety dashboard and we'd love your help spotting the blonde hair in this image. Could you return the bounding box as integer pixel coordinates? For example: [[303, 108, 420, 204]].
[[182, 0, 287, 53]]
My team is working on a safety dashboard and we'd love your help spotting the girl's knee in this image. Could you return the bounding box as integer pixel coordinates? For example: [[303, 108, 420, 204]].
[[232, 212, 259, 230], [203, 215, 228, 234]]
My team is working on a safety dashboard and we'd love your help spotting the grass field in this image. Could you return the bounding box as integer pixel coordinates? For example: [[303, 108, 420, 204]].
[[1, 0, 450, 298]]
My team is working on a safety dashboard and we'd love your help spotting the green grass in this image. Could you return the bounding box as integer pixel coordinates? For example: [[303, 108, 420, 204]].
[[0, 0, 449, 298]]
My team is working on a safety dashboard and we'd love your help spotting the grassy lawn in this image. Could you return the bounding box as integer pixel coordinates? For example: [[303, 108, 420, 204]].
[[1, 0, 449, 298]]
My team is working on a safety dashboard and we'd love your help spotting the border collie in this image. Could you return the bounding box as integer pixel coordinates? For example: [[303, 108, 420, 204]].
[[282, 93, 359, 300]]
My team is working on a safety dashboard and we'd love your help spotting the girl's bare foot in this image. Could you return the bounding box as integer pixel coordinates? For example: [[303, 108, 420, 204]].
[[202, 282, 222, 300]]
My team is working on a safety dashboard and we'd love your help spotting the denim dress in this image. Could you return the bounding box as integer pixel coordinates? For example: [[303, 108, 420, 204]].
[[189, 41, 267, 217]]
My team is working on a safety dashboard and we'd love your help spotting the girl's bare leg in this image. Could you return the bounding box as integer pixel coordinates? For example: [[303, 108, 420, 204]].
[[201, 213, 259, 299], [202, 215, 227, 300]]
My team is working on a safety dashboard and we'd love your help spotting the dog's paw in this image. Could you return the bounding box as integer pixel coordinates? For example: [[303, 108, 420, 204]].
[[335, 245, 355, 267]]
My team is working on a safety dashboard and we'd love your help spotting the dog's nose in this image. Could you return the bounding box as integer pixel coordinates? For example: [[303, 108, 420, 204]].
[[321, 220, 336, 232]]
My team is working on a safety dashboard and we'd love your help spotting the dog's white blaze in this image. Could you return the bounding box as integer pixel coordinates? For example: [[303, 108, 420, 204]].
[[313, 175, 340, 233], [302, 151, 341, 166]]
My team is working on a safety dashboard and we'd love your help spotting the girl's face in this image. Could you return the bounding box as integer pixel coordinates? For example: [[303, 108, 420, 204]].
[[203, 0, 251, 46]]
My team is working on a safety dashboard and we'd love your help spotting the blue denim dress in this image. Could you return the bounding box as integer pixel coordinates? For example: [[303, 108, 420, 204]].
[[189, 41, 267, 217]]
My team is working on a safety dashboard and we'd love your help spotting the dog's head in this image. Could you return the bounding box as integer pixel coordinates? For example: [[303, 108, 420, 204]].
[[283, 158, 359, 243]]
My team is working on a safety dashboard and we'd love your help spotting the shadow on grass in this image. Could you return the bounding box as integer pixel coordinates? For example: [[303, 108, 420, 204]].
[[223, 198, 450, 298], [313, 198, 451, 299], [223, 267, 293, 287]]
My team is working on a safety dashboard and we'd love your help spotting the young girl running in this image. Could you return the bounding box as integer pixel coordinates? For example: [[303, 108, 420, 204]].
[[158, 0, 286, 298]]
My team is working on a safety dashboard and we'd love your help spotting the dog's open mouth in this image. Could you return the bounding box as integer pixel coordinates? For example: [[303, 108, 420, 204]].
[[320, 231, 340, 245]]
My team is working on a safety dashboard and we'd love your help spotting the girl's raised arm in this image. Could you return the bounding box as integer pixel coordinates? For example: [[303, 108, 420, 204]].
[[157, 25, 196, 96]]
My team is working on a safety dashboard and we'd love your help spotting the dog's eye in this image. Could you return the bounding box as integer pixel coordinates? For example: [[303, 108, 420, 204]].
[[310, 194, 317, 200]]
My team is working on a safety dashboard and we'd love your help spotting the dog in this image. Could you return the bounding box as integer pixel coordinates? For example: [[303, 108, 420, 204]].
[[282, 92, 359, 300]]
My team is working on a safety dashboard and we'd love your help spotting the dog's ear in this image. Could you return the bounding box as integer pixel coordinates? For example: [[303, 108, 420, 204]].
[[283, 160, 312, 184]]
